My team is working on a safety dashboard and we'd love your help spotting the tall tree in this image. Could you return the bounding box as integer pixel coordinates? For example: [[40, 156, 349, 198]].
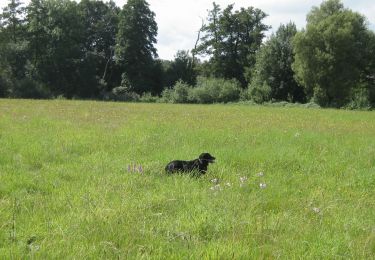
[[163, 50, 196, 87], [0, 0, 25, 43], [115, 0, 159, 94], [196, 3, 269, 86], [293, 0, 371, 107], [78, 0, 120, 93], [249, 23, 305, 103], [0, 0, 27, 79], [26, 0, 84, 97]]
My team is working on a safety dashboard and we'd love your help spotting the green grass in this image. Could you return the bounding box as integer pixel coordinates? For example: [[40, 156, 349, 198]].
[[0, 99, 374, 259]]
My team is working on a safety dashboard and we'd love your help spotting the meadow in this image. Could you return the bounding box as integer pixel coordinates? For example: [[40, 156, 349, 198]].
[[0, 99, 374, 259]]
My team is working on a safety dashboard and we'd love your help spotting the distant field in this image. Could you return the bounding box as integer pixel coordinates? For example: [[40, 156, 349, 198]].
[[0, 99, 374, 258]]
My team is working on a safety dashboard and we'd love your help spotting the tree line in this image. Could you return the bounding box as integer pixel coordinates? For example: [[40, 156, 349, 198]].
[[0, 0, 374, 108]]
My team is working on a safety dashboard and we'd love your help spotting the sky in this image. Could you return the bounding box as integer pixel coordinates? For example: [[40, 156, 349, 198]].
[[1, 0, 374, 60]]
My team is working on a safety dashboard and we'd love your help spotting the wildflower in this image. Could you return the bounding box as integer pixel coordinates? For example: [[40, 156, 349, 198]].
[[211, 178, 219, 184], [239, 176, 248, 183], [210, 184, 222, 191], [259, 183, 267, 189], [312, 207, 321, 214], [295, 132, 301, 137], [225, 182, 232, 187], [257, 172, 264, 177]]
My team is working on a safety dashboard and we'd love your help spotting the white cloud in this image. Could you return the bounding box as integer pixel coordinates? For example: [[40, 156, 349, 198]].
[[1, 0, 374, 60]]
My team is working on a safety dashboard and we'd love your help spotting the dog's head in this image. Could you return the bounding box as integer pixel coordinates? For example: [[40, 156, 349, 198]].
[[199, 153, 216, 163]]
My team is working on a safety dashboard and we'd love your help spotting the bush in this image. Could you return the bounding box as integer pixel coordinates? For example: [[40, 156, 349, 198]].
[[160, 80, 192, 103], [345, 86, 371, 110], [188, 77, 241, 104], [247, 81, 272, 103], [109, 86, 140, 102], [139, 92, 159, 103], [171, 81, 191, 103], [160, 88, 174, 103], [9, 78, 52, 99], [0, 75, 9, 97]]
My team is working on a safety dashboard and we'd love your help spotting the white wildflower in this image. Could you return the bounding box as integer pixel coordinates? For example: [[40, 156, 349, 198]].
[[210, 184, 222, 191], [259, 183, 267, 189], [312, 207, 321, 214], [239, 176, 248, 183], [257, 172, 264, 177]]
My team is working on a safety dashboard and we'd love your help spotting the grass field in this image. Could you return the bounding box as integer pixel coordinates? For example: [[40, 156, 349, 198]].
[[0, 99, 374, 259]]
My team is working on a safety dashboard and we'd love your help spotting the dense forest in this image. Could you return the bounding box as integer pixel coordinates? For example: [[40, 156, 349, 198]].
[[0, 0, 374, 108]]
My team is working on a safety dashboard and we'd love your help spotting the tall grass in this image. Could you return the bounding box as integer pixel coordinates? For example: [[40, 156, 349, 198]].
[[0, 99, 374, 258]]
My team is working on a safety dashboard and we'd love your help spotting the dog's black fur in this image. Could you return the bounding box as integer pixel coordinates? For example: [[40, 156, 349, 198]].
[[165, 153, 216, 175]]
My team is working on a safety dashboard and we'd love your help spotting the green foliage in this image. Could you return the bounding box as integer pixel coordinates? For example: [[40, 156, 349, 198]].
[[248, 81, 272, 103], [163, 50, 197, 87], [160, 78, 241, 104], [110, 86, 140, 102], [248, 23, 305, 103], [345, 85, 371, 110], [77, 0, 120, 92], [160, 81, 192, 103], [292, 0, 372, 107], [171, 81, 191, 103], [196, 3, 269, 86], [115, 0, 159, 94], [8, 77, 52, 99], [0, 0, 25, 43], [139, 92, 159, 103], [188, 77, 242, 104]]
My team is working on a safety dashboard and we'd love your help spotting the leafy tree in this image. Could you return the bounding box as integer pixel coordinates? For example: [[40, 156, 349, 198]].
[[163, 50, 196, 87], [196, 3, 269, 86], [0, 0, 27, 79], [26, 0, 85, 98], [0, 0, 25, 43], [78, 0, 120, 93], [293, 0, 371, 107], [115, 0, 160, 94], [360, 31, 375, 106], [249, 23, 305, 103]]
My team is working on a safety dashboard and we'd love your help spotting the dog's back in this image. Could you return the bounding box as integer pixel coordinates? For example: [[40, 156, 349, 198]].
[[165, 153, 215, 175], [165, 160, 196, 173]]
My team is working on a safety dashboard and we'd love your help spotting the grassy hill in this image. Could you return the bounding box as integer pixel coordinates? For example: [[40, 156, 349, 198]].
[[0, 99, 374, 258]]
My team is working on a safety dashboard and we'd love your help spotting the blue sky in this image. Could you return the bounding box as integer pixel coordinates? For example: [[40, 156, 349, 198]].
[[1, 0, 374, 60]]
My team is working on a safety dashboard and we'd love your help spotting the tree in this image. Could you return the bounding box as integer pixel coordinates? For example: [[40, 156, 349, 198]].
[[26, 0, 85, 98], [0, 0, 25, 43], [196, 3, 269, 86], [78, 0, 120, 94], [0, 0, 27, 79], [293, 0, 371, 107], [115, 0, 159, 94], [163, 50, 196, 87], [249, 23, 305, 103]]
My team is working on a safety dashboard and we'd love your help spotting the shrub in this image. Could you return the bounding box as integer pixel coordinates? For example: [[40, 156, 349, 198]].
[[9, 78, 52, 99], [171, 81, 191, 103], [346, 86, 371, 110], [188, 77, 241, 104], [160, 88, 174, 103], [160, 80, 192, 103], [140, 92, 159, 103], [110, 86, 140, 102], [247, 81, 272, 103]]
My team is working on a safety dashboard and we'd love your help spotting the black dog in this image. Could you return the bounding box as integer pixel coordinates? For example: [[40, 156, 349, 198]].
[[165, 153, 216, 175]]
